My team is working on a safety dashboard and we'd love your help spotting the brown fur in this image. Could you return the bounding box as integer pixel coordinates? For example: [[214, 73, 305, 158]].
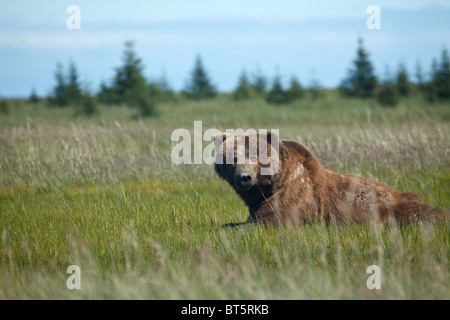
[[214, 132, 449, 226]]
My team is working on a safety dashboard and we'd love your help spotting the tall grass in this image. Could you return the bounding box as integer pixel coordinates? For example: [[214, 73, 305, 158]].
[[0, 96, 449, 299], [1, 180, 448, 299]]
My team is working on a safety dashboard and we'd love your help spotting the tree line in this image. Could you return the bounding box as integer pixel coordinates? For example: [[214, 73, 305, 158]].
[[339, 38, 450, 107], [2, 38, 448, 117]]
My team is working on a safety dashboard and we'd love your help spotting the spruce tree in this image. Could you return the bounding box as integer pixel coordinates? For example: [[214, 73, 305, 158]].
[[51, 61, 83, 107], [251, 69, 267, 96], [148, 72, 176, 104], [98, 41, 155, 116], [52, 62, 69, 106], [396, 63, 410, 97], [0, 96, 9, 114], [183, 55, 217, 100], [376, 65, 398, 107], [29, 87, 40, 104], [287, 76, 304, 101], [415, 60, 426, 95], [339, 38, 378, 98], [233, 70, 252, 101], [308, 73, 323, 100], [73, 94, 99, 117], [109, 41, 148, 104], [81, 95, 99, 116], [66, 61, 83, 103], [265, 75, 289, 105], [117, 41, 147, 103], [426, 58, 440, 103], [436, 48, 450, 100]]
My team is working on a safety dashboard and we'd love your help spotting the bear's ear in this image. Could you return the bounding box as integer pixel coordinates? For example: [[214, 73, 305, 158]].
[[214, 132, 229, 147]]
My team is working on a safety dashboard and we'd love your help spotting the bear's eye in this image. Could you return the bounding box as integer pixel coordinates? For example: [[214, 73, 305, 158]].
[[233, 157, 238, 164]]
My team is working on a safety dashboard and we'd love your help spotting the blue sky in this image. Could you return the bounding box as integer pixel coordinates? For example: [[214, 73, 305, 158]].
[[1, 0, 450, 97]]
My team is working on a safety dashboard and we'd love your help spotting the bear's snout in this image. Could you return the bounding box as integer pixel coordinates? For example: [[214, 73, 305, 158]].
[[239, 173, 252, 183], [234, 172, 254, 191]]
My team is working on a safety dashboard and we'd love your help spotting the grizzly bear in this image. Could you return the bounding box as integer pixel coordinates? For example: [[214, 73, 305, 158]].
[[214, 131, 449, 226]]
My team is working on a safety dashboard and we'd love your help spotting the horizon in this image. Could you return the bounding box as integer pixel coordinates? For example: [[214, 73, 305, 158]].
[[1, 1, 450, 98]]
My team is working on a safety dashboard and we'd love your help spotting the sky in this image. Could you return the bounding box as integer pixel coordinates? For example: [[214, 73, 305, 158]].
[[1, 0, 450, 97]]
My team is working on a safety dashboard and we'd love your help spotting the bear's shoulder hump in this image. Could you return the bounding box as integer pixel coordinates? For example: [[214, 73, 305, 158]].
[[281, 140, 314, 160]]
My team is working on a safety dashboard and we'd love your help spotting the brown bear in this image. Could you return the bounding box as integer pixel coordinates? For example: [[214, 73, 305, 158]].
[[214, 131, 449, 226]]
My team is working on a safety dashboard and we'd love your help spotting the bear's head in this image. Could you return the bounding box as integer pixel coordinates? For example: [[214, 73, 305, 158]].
[[214, 131, 287, 193]]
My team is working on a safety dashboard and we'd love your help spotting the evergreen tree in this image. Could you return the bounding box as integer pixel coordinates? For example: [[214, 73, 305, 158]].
[[308, 71, 323, 100], [98, 41, 155, 116], [182, 55, 217, 100], [98, 81, 113, 103], [116, 41, 148, 104], [415, 60, 426, 95], [265, 75, 289, 105], [29, 87, 40, 104], [396, 63, 410, 97], [50, 61, 84, 107], [66, 61, 83, 103], [0, 96, 9, 115], [50, 61, 100, 116], [375, 65, 398, 107], [148, 72, 176, 104], [436, 48, 450, 100], [287, 76, 304, 101], [73, 94, 99, 117], [250, 69, 267, 96], [339, 38, 378, 98], [135, 94, 154, 117], [426, 58, 440, 103], [52, 62, 69, 106], [233, 70, 252, 101], [81, 95, 99, 116]]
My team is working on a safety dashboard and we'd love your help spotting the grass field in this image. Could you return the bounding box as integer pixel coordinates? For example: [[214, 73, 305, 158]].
[[0, 94, 449, 299]]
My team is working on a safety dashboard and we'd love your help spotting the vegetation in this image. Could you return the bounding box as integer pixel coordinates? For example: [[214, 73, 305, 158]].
[[250, 69, 268, 96], [182, 55, 217, 100], [32, 38, 450, 113], [29, 87, 40, 105], [265, 75, 290, 105], [233, 70, 253, 101], [98, 41, 154, 117], [0, 37, 449, 300], [338, 39, 450, 107], [431, 48, 450, 101], [0, 97, 9, 115], [0, 94, 449, 299], [396, 63, 410, 97], [286, 76, 304, 101], [339, 38, 378, 99], [51, 61, 84, 107], [148, 73, 177, 104], [375, 66, 398, 107], [264, 74, 306, 105], [49, 61, 99, 116]]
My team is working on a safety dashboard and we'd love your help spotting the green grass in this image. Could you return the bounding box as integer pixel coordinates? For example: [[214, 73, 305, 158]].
[[0, 94, 449, 299]]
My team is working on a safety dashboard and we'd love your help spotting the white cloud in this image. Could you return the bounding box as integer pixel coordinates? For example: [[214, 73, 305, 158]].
[[0, 26, 358, 50], [0, 30, 119, 48]]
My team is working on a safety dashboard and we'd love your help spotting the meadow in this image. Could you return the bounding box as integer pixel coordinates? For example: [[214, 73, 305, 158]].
[[0, 93, 449, 299]]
